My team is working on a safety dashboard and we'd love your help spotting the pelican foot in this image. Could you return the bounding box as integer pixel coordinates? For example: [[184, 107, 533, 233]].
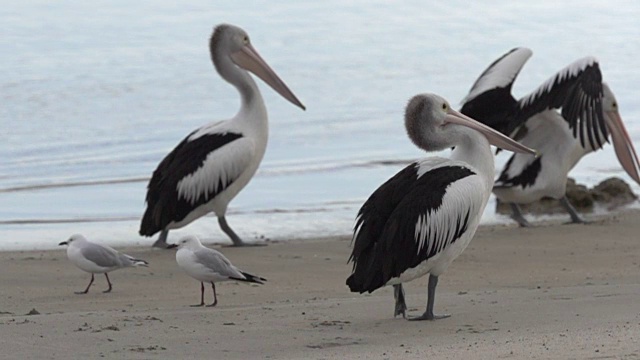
[[152, 239, 171, 249], [560, 197, 589, 225], [509, 203, 532, 227], [151, 230, 171, 249], [407, 312, 451, 321], [190, 303, 205, 307]]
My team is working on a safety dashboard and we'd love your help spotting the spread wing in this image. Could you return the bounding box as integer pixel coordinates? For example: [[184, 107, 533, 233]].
[[460, 47, 532, 135], [516, 56, 608, 150]]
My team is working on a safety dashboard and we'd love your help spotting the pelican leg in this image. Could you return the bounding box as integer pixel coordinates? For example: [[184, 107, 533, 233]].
[[75, 273, 95, 294], [393, 284, 407, 318], [152, 229, 170, 249], [191, 282, 205, 307], [509, 203, 532, 227], [408, 275, 450, 321], [218, 216, 265, 247], [560, 196, 589, 224], [102, 273, 113, 293], [206, 282, 218, 307]]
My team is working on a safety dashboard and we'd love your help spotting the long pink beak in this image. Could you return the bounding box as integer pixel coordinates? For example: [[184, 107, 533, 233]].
[[445, 108, 538, 156], [231, 44, 305, 110], [606, 111, 640, 184]]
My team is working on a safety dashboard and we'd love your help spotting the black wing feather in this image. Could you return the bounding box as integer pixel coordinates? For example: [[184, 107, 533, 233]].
[[495, 154, 543, 189], [515, 57, 608, 150], [346, 165, 475, 293], [139, 131, 243, 236], [460, 47, 532, 136]]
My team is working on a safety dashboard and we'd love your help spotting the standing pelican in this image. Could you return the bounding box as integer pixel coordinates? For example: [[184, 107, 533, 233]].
[[346, 94, 536, 320], [140, 24, 305, 247], [460, 47, 640, 227]]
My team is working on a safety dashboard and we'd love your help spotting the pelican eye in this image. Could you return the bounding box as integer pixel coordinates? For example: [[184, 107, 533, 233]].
[[243, 36, 249, 44], [442, 103, 448, 111]]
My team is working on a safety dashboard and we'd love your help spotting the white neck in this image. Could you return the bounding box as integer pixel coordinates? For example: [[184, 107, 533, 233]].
[[451, 129, 495, 193], [213, 51, 268, 125]]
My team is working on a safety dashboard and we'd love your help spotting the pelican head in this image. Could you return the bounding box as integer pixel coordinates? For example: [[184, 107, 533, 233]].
[[404, 94, 537, 155], [602, 83, 640, 183], [210, 24, 305, 110]]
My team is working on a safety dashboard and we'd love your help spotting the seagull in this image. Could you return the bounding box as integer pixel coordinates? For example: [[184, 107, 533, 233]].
[[59, 234, 149, 294], [346, 94, 536, 320], [169, 235, 266, 307], [140, 23, 305, 248], [460, 47, 640, 226]]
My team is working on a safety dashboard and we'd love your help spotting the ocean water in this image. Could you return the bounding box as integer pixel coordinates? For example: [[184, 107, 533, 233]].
[[2, 0, 640, 250]]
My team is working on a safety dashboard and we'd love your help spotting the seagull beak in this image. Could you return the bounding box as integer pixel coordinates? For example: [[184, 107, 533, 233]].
[[166, 244, 178, 249], [445, 108, 538, 156], [606, 111, 640, 184], [58, 241, 68, 246], [231, 43, 306, 110]]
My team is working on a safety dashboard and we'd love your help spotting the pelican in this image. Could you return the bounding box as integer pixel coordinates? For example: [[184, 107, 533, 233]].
[[140, 24, 305, 247], [460, 47, 640, 227], [346, 94, 536, 320]]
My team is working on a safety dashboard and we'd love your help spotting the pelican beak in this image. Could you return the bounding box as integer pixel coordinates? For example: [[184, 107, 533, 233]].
[[605, 111, 640, 184], [445, 108, 538, 156], [58, 241, 68, 246], [231, 44, 306, 110]]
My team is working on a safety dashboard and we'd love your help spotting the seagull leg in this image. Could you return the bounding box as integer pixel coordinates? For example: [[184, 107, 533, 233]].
[[102, 273, 113, 293], [560, 196, 589, 224], [152, 229, 170, 249], [510, 203, 532, 227], [218, 216, 265, 247], [75, 273, 95, 294], [393, 284, 407, 318], [206, 282, 218, 307], [191, 282, 205, 307], [408, 274, 450, 321]]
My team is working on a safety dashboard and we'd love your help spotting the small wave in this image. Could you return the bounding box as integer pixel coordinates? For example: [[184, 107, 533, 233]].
[[260, 157, 416, 176], [0, 158, 415, 193], [0, 216, 138, 225], [0, 177, 149, 193], [1, 201, 359, 226]]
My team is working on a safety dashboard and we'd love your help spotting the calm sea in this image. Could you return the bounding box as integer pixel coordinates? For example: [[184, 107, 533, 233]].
[[2, 0, 639, 250]]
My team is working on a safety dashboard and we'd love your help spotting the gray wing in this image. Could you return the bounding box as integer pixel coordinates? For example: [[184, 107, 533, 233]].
[[193, 249, 244, 279], [80, 243, 131, 268]]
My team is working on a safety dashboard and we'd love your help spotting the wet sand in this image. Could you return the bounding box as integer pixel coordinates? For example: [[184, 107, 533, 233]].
[[1, 210, 640, 359]]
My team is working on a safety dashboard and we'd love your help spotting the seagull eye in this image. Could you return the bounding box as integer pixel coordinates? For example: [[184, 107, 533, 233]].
[[243, 36, 249, 44], [442, 103, 448, 111]]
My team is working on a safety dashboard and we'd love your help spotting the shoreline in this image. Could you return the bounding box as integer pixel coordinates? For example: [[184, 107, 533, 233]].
[[1, 209, 640, 359], [1, 204, 634, 253]]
